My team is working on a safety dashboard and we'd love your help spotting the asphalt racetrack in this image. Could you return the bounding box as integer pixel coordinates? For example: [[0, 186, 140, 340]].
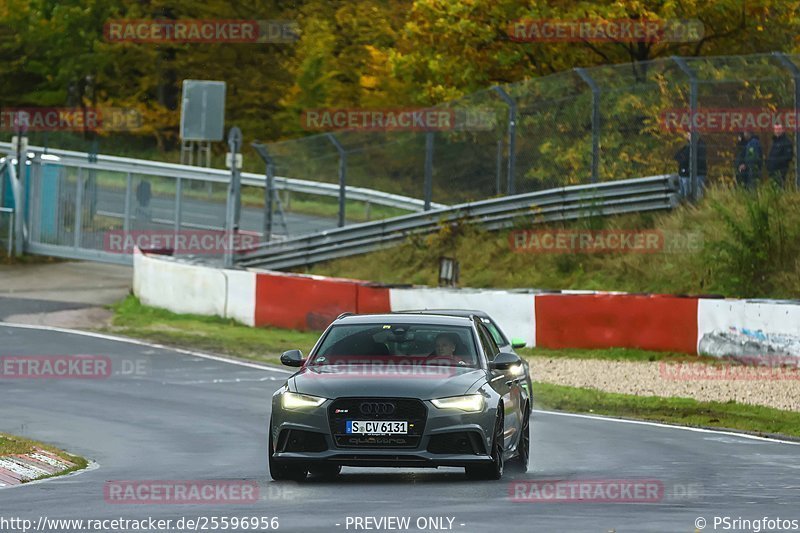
[[2, 323, 799, 532]]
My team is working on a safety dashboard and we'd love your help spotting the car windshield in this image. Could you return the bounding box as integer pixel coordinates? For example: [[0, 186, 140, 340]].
[[308, 324, 479, 368]]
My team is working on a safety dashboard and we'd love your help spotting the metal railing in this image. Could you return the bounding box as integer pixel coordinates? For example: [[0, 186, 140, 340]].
[[237, 174, 679, 270], [0, 207, 13, 256], [0, 142, 442, 212], [0, 142, 445, 264]]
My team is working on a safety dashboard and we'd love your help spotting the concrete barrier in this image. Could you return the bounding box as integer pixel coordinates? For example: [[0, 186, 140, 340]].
[[133, 249, 227, 318], [133, 251, 800, 359]]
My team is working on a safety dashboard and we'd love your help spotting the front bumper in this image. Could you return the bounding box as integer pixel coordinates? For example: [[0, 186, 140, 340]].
[[270, 397, 496, 468]]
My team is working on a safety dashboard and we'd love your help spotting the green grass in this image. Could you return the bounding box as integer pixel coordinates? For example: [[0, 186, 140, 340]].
[[0, 433, 89, 481], [520, 346, 719, 364], [104, 296, 320, 365], [309, 184, 800, 299], [534, 382, 800, 439]]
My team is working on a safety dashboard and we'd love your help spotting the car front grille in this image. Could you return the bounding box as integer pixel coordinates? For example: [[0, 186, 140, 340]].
[[328, 398, 427, 449]]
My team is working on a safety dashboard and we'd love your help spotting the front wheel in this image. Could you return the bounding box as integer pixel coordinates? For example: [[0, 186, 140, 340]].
[[268, 420, 308, 481], [508, 405, 530, 472], [466, 410, 504, 480]]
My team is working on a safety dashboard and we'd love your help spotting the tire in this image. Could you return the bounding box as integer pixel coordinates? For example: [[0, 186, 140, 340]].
[[466, 410, 504, 480], [308, 464, 342, 479], [508, 405, 530, 472], [268, 420, 308, 482]]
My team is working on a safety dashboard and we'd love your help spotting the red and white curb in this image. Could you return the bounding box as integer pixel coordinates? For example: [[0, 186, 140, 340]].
[[0, 448, 75, 487]]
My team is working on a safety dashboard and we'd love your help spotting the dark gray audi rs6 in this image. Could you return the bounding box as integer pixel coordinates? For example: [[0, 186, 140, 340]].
[[269, 313, 531, 481]]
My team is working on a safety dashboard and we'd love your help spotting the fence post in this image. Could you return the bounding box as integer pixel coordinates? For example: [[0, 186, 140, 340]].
[[224, 127, 242, 268], [326, 133, 347, 227], [492, 86, 517, 195], [251, 142, 276, 243], [424, 132, 434, 210], [174, 177, 182, 237], [0, 157, 5, 208], [5, 162, 23, 256], [123, 171, 132, 235], [73, 167, 84, 248], [672, 56, 699, 202], [773, 52, 800, 190], [495, 139, 503, 195], [575, 67, 601, 183]]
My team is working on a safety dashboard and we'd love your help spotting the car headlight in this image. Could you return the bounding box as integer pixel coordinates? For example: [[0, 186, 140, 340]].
[[431, 394, 484, 412], [281, 391, 327, 409]]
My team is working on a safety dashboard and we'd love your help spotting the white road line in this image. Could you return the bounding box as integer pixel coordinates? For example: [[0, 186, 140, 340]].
[[0, 322, 293, 374], [533, 409, 800, 446]]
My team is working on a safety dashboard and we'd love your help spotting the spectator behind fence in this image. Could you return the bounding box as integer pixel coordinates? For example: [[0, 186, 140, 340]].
[[766, 123, 793, 188], [135, 179, 152, 226], [737, 131, 763, 190], [734, 132, 748, 186], [674, 130, 707, 199]]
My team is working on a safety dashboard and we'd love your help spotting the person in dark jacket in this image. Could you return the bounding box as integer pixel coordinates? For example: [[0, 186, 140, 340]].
[[737, 131, 763, 190], [674, 130, 707, 198], [733, 132, 748, 186], [135, 179, 152, 226], [766, 123, 793, 188]]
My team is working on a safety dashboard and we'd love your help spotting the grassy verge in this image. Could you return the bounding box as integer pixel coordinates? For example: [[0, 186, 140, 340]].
[[104, 296, 320, 365], [0, 433, 89, 480], [520, 346, 720, 364], [534, 382, 800, 439], [309, 184, 800, 299]]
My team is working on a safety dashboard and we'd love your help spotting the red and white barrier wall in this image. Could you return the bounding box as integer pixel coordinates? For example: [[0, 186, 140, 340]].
[[133, 250, 800, 358]]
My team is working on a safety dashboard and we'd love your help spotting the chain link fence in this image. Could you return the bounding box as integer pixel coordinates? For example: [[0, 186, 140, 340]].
[[259, 52, 800, 206]]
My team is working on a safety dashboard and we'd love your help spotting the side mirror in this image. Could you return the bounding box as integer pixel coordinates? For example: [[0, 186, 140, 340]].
[[280, 349, 305, 367], [489, 352, 522, 371], [511, 338, 527, 349]]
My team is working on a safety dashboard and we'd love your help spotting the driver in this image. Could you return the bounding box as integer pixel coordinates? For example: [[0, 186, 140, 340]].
[[434, 333, 457, 356]]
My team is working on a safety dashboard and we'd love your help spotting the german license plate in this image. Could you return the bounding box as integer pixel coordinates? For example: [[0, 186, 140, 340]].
[[346, 420, 408, 435]]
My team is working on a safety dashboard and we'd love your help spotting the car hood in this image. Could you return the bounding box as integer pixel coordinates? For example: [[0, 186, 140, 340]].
[[290, 364, 486, 400]]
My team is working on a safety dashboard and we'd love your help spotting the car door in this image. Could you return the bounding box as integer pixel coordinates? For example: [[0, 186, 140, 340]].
[[476, 323, 521, 451]]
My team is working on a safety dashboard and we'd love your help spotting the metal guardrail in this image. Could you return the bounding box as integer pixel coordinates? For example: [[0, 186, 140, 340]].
[[237, 174, 680, 269], [0, 142, 443, 212]]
